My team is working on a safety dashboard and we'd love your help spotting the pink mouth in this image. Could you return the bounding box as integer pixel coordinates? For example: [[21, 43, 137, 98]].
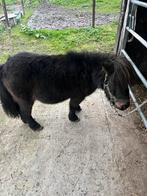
[[115, 100, 130, 110]]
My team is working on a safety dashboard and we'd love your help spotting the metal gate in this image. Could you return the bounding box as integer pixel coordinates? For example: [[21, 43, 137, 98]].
[[115, 0, 147, 129]]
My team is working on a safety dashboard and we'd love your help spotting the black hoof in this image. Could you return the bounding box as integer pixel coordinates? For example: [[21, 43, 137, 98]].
[[30, 123, 44, 131], [74, 118, 80, 122], [34, 125, 44, 131], [68, 113, 80, 122]]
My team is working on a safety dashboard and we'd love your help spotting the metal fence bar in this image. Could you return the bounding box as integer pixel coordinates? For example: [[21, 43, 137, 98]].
[[121, 49, 147, 88], [131, 0, 147, 8], [118, 0, 131, 53], [129, 86, 147, 129], [117, 0, 147, 129], [126, 27, 147, 48]]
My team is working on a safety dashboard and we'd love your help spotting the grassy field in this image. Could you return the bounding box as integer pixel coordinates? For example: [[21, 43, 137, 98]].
[[51, 0, 121, 13], [0, 0, 38, 5], [0, 0, 120, 63], [0, 0, 121, 13], [0, 22, 117, 63]]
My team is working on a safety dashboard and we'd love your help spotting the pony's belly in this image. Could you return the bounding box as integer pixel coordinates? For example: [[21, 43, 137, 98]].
[[37, 96, 68, 104], [34, 91, 69, 104]]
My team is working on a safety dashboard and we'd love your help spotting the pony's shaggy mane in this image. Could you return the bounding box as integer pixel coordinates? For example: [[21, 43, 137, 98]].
[[114, 56, 131, 87]]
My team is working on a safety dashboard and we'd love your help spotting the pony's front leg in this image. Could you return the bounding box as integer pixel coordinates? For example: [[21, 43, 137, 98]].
[[68, 97, 84, 122]]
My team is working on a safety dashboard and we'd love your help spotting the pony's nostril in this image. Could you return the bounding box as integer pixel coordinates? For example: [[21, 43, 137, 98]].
[[121, 104, 127, 110], [115, 101, 130, 110], [124, 102, 130, 110]]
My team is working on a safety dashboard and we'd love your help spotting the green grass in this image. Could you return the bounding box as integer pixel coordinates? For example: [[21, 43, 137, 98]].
[[0, 0, 38, 5], [1, 0, 121, 13], [0, 0, 119, 63], [0, 22, 117, 63], [3, 0, 17, 4], [50, 0, 121, 13]]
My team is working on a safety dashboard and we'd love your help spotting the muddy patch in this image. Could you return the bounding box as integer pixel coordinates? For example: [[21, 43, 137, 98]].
[[28, 3, 118, 29]]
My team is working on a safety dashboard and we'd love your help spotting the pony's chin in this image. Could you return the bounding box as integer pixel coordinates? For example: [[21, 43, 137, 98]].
[[114, 100, 130, 110]]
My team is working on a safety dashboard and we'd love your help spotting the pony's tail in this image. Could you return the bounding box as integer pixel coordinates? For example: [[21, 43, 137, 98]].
[[0, 65, 20, 118]]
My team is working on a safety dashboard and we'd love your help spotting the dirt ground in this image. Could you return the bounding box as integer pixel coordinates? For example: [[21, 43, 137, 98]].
[[0, 90, 147, 196], [27, 3, 118, 29], [130, 85, 147, 131], [0, 2, 147, 195]]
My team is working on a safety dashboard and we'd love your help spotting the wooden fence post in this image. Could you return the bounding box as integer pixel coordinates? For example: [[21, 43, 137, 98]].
[[92, 0, 96, 28], [2, 0, 10, 28], [21, 0, 25, 15]]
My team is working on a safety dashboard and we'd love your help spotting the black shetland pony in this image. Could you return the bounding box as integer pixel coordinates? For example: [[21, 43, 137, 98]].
[[0, 51, 130, 131]]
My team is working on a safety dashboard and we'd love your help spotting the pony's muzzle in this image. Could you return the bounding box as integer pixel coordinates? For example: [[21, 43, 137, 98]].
[[114, 100, 130, 110]]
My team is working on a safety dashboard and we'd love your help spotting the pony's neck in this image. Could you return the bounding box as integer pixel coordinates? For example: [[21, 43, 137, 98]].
[[85, 52, 115, 72]]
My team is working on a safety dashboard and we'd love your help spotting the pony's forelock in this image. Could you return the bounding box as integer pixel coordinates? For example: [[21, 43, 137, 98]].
[[114, 57, 131, 87]]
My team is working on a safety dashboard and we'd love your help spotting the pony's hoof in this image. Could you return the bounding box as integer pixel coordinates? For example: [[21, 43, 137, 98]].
[[74, 118, 80, 122], [31, 124, 44, 131], [35, 125, 44, 131], [68, 113, 80, 122]]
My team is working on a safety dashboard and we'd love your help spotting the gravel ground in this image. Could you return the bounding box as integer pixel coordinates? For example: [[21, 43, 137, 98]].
[[0, 90, 147, 196], [130, 85, 147, 131], [1, 3, 147, 195], [27, 3, 118, 29]]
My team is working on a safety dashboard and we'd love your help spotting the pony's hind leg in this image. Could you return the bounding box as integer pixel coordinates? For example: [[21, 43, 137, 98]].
[[68, 97, 84, 122], [18, 99, 43, 131], [75, 105, 82, 112]]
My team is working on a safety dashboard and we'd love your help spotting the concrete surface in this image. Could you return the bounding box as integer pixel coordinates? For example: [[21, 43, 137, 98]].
[[0, 90, 147, 196]]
